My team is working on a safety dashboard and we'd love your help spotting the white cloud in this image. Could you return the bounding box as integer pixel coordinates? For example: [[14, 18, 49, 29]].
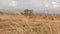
[[9, 1, 17, 7]]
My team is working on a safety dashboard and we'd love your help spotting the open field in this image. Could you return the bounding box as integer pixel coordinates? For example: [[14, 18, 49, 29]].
[[0, 13, 60, 34]]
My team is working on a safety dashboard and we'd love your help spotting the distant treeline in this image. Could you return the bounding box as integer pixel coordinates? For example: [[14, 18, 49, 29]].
[[0, 9, 60, 16], [0, 9, 34, 15]]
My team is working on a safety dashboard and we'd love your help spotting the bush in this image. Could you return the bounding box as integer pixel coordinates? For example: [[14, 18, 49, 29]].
[[23, 9, 33, 15]]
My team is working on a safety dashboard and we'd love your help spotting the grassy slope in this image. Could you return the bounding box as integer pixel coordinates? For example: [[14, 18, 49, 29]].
[[0, 14, 60, 34]]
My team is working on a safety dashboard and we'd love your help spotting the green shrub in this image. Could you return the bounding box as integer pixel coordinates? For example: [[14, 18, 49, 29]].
[[23, 9, 33, 15]]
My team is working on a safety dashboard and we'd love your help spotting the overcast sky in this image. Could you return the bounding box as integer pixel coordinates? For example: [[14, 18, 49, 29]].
[[0, 0, 60, 14]]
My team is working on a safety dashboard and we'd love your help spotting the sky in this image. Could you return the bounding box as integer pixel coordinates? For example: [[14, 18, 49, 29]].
[[0, 0, 60, 14]]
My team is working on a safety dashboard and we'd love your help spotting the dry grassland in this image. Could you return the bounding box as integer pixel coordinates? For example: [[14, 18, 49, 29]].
[[0, 14, 60, 34]]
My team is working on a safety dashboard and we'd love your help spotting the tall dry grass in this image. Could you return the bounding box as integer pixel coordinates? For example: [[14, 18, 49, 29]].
[[0, 14, 60, 34]]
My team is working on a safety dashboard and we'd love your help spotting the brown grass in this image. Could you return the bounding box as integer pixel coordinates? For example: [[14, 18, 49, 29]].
[[0, 13, 60, 34]]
